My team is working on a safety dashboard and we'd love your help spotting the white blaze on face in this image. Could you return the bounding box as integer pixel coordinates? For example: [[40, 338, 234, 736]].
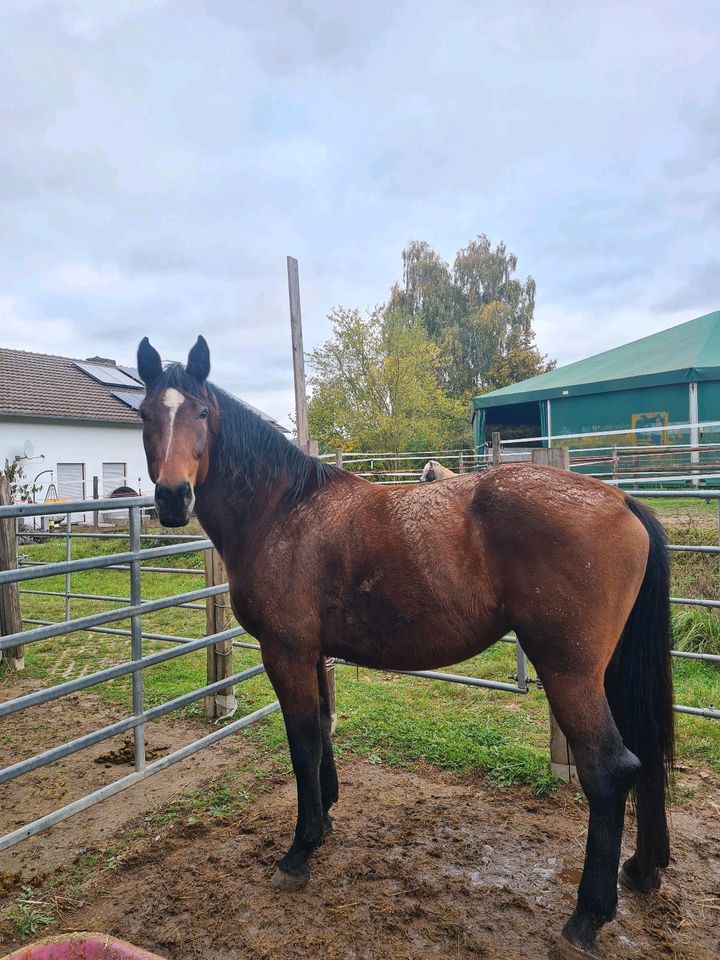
[[162, 388, 186, 463]]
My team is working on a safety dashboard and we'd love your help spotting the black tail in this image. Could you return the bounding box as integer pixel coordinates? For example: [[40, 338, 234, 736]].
[[605, 496, 674, 876]]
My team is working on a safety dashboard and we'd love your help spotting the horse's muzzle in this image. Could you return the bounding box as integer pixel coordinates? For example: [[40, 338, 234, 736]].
[[155, 481, 194, 527]]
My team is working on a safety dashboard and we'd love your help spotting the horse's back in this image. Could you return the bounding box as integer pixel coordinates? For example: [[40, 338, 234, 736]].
[[381, 462, 628, 536], [381, 461, 648, 642]]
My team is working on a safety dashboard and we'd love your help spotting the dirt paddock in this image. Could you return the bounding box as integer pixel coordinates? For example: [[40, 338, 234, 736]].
[[1, 684, 719, 959], [2, 766, 719, 958]]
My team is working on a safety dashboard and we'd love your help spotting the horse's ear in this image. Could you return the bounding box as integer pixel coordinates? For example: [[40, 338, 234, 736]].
[[187, 335, 210, 382], [137, 337, 162, 387]]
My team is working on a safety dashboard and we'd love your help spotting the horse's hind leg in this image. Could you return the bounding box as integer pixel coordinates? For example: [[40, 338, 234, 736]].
[[263, 655, 325, 891], [540, 670, 640, 959], [317, 658, 339, 829]]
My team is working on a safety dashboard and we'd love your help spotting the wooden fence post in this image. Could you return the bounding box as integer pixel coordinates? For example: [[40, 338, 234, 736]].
[[531, 447, 576, 782], [204, 548, 236, 719], [0, 476, 24, 671], [287, 256, 309, 453], [492, 432, 501, 466]]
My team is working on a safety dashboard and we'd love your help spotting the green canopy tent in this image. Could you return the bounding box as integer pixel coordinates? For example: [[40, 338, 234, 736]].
[[471, 309, 720, 451]]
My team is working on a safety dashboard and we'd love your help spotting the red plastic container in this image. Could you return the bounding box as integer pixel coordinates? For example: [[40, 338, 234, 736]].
[[1, 933, 165, 960]]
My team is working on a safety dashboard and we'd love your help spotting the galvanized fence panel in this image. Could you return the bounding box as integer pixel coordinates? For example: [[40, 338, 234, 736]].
[[1, 483, 719, 854], [0, 495, 280, 853]]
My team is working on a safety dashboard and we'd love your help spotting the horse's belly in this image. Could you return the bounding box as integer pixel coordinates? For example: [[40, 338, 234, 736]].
[[323, 620, 501, 673]]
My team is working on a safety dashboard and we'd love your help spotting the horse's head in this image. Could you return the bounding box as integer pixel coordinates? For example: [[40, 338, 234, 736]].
[[420, 461, 436, 482], [420, 460, 457, 482], [137, 336, 218, 527]]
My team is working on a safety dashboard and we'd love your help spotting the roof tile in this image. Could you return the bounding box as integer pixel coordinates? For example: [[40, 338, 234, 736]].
[[0, 348, 143, 424]]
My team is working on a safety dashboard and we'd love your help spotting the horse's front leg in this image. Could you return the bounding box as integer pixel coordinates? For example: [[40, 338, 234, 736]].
[[264, 655, 325, 891]]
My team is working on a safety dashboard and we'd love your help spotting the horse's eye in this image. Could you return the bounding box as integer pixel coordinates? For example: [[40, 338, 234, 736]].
[[199, 409, 209, 421]]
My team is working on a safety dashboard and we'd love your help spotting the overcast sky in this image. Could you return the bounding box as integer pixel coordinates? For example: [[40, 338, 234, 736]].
[[1, 1, 718, 426]]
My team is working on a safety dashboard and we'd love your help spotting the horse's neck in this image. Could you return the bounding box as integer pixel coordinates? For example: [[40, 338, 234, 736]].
[[193, 461, 281, 558]]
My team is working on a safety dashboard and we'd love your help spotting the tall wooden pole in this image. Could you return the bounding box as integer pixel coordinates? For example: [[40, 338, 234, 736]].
[[287, 256, 309, 453], [286, 256, 336, 730]]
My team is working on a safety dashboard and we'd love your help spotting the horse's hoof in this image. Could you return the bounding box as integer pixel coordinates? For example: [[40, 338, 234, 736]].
[[619, 861, 661, 894], [270, 866, 309, 891], [548, 936, 601, 960], [323, 812, 334, 831]]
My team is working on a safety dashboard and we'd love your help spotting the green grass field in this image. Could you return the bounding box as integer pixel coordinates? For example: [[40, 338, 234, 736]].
[[3, 515, 720, 797]]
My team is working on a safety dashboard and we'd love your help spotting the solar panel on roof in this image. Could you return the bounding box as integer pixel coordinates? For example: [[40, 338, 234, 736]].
[[112, 390, 145, 411], [74, 361, 142, 388], [117, 365, 144, 384]]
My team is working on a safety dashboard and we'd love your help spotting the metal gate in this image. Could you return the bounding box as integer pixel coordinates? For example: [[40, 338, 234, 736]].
[[0, 494, 279, 853]]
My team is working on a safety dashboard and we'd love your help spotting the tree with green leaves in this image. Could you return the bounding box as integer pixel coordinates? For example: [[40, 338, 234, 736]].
[[391, 235, 553, 399], [307, 306, 468, 453], [307, 234, 553, 453]]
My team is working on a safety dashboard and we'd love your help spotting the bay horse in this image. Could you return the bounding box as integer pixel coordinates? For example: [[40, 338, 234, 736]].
[[137, 336, 673, 960], [420, 459, 457, 481]]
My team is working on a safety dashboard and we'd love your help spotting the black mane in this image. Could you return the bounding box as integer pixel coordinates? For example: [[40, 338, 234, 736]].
[[150, 364, 345, 503]]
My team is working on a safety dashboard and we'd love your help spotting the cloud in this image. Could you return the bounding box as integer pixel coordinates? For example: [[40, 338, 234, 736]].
[[0, 295, 82, 352], [0, 0, 719, 427], [653, 262, 720, 315], [533, 302, 691, 370], [48, 262, 129, 293]]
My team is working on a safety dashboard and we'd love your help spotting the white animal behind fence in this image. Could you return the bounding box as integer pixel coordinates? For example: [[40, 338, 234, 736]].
[[420, 460, 458, 482]]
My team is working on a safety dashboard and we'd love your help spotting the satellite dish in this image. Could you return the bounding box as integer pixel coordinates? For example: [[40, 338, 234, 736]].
[[23, 441, 35, 459]]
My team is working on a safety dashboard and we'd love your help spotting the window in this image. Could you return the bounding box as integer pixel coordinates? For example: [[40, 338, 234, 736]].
[[102, 462, 127, 497], [57, 463, 85, 501]]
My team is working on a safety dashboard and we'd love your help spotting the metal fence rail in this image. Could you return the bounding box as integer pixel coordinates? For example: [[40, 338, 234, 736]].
[[1, 484, 719, 855], [322, 420, 720, 487], [0, 495, 279, 854]]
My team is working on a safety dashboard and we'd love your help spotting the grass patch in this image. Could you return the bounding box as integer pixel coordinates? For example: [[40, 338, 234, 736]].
[[673, 608, 720, 655], [646, 496, 718, 515], [4, 891, 55, 937]]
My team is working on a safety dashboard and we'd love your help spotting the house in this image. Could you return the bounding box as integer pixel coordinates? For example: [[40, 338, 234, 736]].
[[0, 347, 287, 507]]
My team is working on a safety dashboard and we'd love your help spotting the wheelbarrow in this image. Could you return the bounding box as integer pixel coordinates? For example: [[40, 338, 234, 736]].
[[1, 933, 165, 960]]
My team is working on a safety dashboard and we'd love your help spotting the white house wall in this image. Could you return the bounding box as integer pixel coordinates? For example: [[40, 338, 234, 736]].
[[0, 418, 152, 508]]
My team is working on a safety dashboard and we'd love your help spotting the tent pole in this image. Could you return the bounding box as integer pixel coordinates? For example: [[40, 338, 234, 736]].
[[546, 400, 552, 448], [689, 382, 699, 486]]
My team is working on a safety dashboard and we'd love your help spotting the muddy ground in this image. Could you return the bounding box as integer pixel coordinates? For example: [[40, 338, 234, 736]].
[[1, 684, 719, 959], [0, 681, 254, 882]]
